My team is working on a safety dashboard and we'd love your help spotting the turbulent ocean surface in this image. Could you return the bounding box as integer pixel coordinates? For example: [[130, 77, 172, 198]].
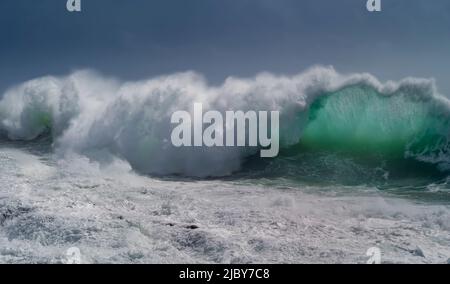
[[0, 66, 449, 263]]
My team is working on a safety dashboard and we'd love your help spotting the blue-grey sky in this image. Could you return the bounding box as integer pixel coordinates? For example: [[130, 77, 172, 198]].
[[1, 0, 450, 94]]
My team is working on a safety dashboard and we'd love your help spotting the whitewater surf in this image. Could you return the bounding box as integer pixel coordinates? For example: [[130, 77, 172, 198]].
[[1, 66, 449, 185], [0, 66, 449, 263]]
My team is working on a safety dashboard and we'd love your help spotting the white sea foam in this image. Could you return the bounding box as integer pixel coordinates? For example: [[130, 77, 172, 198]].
[[0, 66, 447, 176], [0, 147, 448, 263]]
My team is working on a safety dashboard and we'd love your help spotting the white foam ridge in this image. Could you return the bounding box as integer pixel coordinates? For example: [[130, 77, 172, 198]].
[[0, 66, 448, 176]]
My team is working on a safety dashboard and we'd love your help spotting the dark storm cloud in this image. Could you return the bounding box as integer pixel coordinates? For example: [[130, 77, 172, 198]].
[[1, 0, 450, 93]]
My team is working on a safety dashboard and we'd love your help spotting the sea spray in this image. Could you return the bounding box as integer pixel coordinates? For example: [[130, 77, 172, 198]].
[[0, 66, 449, 178]]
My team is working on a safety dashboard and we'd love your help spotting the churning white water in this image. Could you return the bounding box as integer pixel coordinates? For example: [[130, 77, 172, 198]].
[[0, 67, 449, 263]]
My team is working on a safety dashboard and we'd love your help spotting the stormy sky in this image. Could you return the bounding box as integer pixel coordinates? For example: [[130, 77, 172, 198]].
[[1, 0, 450, 94]]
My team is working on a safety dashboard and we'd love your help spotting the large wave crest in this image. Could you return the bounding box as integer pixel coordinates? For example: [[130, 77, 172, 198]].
[[1, 66, 449, 178]]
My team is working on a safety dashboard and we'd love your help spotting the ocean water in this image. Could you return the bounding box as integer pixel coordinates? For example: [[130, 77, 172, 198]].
[[0, 66, 449, 263]]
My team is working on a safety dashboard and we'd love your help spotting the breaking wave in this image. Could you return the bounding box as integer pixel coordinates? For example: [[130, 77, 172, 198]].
[[0, 66, 449, 183]]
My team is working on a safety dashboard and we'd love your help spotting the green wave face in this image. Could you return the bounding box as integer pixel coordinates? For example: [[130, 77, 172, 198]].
[[240, 85, 450, 201], [300, 85, 449, 157]]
